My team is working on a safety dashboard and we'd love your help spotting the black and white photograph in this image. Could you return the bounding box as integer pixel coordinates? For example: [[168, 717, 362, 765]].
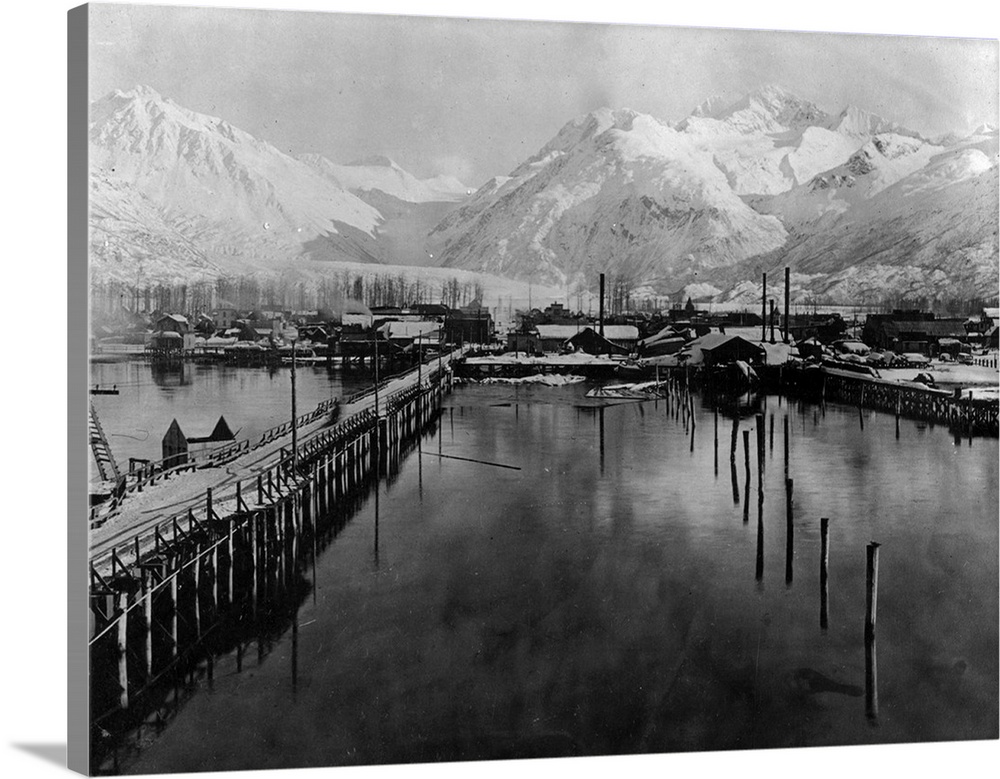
[[53, 1, 1000, 776]]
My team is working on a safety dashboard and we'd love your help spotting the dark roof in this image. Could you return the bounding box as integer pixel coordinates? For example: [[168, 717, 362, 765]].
[[566, 327, 629, 355], [187, 415, 236, 444], [163, 419, 186, 446], [882, 320, 967, 339]]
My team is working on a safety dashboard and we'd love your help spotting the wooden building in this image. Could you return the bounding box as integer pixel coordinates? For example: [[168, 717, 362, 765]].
[[565, 327, 629, 356], [862, 313, 967, 355], [687, 333, 766, 367], [162, 419, 188, 467]]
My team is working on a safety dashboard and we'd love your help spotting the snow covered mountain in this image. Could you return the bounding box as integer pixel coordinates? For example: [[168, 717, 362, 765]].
[[88, 84, 997, 305], [88, 86, 468, 284], [432, 86, 998, 303], [298, 153, 469, 204], [433, 106, 790, 289], [725, 133, 999, 304]]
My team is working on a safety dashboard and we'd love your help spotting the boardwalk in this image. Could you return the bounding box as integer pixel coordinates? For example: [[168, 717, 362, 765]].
[[89, 348, 464, 573]]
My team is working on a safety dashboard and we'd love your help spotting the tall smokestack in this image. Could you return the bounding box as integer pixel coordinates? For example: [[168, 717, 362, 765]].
[[761, 272, 767, 342], [784, 267, 790, 344], [599, 273, 605, 337]]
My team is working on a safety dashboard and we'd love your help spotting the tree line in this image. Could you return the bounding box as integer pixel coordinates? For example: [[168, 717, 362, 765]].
[[91, 271, 486, 319]]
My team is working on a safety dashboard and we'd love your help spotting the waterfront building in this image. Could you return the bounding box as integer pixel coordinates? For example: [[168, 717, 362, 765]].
[[862, 311, 968, 355]]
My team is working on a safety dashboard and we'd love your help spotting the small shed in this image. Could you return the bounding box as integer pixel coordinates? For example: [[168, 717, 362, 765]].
[[565, 327, 629, 356], [699, 335, 766, 367], [162, 419, 188, 467], [535, 324, 587, 353]]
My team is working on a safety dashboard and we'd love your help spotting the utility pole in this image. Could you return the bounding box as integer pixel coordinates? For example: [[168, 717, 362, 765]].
[[373, 326, 380, 419], [290, 337, 298, 471]]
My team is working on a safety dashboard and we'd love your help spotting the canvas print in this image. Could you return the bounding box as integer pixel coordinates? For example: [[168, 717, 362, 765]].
[[72, 3, 999, 775]]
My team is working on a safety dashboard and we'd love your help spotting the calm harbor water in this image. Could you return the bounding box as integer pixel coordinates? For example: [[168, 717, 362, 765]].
[[99, 372, 998, 772], [89, 361, 375, 471]]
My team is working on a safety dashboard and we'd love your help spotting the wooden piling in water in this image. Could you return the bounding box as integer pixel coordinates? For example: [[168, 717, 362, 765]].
[[785, 477, 794, 585], [865, 541, 880, 722], [755, 413, 764, 474], [783, 415, 789, 480], [865, 542, 880, 638], [714, 406, 719, 476], [116, 591, 129, 710], [755, 492, 764, 582], [820, 517, 830, 630], [142, 572, 153, 680], [731, 416, 740, 462]]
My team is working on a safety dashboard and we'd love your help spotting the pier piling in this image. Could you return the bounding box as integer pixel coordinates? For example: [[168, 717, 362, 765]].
[[865, 541, 881, 722], [785, 477, 794, 585], [820, 517, 830, 629]]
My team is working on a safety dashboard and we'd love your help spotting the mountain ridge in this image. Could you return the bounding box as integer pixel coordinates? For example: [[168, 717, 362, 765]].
[[88, 84, 998, 305]]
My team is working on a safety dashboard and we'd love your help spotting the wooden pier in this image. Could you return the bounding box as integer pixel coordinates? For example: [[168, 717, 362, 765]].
[[87, 359, 456, 770], [806, 366, 998, 437]]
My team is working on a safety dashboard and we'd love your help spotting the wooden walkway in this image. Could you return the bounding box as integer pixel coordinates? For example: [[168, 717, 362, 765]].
[[87, 351, 463, 768], [89, 348, 464, 568]]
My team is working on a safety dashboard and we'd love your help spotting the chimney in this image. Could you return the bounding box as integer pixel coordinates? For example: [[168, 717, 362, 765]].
[[761, 272, 767, 342], [599, 273, 605, 337], [784, 267, 791, 344]]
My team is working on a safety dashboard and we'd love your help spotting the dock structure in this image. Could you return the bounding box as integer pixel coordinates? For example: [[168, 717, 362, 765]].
[[806, 366, 998, 437], [87, 352, 460, 763]]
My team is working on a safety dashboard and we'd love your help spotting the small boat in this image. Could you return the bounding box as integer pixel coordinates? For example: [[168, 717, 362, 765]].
[[585, 379, 668, 402]]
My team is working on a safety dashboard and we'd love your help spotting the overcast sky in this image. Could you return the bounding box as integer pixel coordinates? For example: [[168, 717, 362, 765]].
[[89, 2, 998, 188]]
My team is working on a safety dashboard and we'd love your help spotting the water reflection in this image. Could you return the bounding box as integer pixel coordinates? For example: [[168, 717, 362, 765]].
[[820, 517, 830, 630], [150, 361, 190, 387], [785, 478, 794, 586], [113, 383, 998, 774], [756, 489, 764, 583]]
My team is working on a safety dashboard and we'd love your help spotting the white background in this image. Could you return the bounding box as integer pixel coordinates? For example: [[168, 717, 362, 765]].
[[2, 1, 997, 778]]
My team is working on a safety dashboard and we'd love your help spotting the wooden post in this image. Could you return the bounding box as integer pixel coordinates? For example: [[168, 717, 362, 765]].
[[143, 571, 153, 680], [117, 591, 129, 710], [769, 413, 774, 452], [250, 514, 258, 618], [820, 517, 830, 630], [865, 541, 880, 721], [785, 477, 794, 585], [731, 416, 739, 462], [257, 474, 263, 505], [865, 542, 880, 639], [211, 542, 219, 621], [742, 430, 750, 480], [755, 490, 764, 582], [783, 414, 789, 480], [742, 429, 751, 523], [713, 406, 719, 476], [169, 568, 179, 661], [193, 552, 201, 639], [227, 522, 235, 608], [755, 413, 764, 473]]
